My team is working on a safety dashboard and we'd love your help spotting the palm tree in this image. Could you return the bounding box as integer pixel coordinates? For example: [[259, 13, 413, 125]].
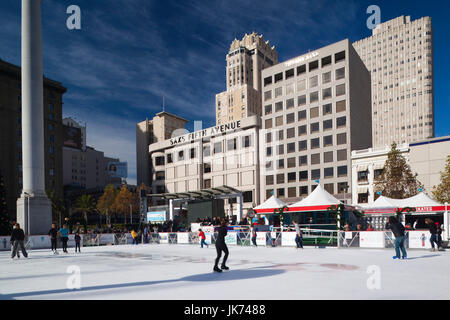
[[75, 194, 96, 232], [46, 190, 65, 226]]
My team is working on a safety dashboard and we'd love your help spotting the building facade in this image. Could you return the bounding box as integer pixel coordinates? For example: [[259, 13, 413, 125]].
[[0, 59, 66, 220], [216, 33, 278, 125], [351, 136, 450, 205], [148, 116, 261, 215], [136, 112, 189, 188], [260, 39, 372, 204], [353, 16, 434, 147]]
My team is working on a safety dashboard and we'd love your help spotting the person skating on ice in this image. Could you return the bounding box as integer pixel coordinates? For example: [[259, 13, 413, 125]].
[[58, 224, 69, 253], [48, 223, 59, 254], [251, 227, 257, 247], [74, 232, 81, 253], [293, 220, 303, 249], [214, 219, 229, 273], [10, 223, 28, 259], [385, 216, 407, 260], [199, 229, 208, 248]]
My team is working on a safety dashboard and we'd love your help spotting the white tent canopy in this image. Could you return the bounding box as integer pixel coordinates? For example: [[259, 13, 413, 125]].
[[254, 195, 287, 213], [289, 184, 343, 212], [365, 192, 442, 209]]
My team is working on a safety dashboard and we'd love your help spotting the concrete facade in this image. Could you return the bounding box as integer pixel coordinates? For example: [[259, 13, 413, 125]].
[[136, 112, 189, 188], [260, 39, 372, 205], [351, 136, 450, 205], [353, 16, 434, 147], [216, 33, 278, 125], [147, 116, 261, 216]]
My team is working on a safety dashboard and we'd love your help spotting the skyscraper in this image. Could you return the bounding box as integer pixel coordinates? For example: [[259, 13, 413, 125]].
[[215, 32, 278, 125], [353, 16, 434, 147]]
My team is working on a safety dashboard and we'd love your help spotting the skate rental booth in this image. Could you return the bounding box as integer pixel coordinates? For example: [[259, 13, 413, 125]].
[[340, 193, 449, 249]]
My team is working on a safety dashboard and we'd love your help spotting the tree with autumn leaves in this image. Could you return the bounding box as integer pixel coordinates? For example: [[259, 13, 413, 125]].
[[432, 155, 450, 204], [374, 142, 424, 199]]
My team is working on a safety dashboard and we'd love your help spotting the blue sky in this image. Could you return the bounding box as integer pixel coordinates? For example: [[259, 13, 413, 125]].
[[1, 0, 449, 185]]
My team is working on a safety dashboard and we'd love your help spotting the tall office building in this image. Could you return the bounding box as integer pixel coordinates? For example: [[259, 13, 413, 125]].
[[215, 32, 278, 125], [260, 39, 372, 204], [0, 59, 66, 219], [136, 112, 189, 188], [353, 16, 434, 147]]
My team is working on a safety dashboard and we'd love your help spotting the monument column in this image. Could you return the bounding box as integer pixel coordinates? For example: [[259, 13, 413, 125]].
[[17, 0, 52, 235]]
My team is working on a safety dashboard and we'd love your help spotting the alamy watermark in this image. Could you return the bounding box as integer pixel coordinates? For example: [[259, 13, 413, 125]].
[[366, 265, 381, 290], [66, 265, 82, 290], [66, 5, 81, 30], [366, 5, 381, 30]]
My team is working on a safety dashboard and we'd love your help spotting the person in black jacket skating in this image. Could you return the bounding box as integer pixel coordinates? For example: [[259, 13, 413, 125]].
[[385, 216, 407, 260], [48, 223, 59, 254], [214, 219, 230, 273], [10, 223, 28, 259]]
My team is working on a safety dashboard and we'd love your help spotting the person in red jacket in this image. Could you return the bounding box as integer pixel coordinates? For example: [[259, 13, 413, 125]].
[[199, 229, 208, 248]]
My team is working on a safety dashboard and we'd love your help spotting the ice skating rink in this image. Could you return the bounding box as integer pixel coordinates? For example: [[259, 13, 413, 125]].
[[1, 244, 449, 300]]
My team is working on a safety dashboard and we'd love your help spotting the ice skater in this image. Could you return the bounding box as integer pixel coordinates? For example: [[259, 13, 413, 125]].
[[48, 223, 59, 254], [251, 227, 257, 247], [74, 232, 81, 253], [385, 216, 407, 260], [426, 219, 444, 251], [214, 219, 229, 273], [199, 229, 209, 248], [58, 224, 69, 253], [293, 220, 303, 249], [10, 223, 28, 259]]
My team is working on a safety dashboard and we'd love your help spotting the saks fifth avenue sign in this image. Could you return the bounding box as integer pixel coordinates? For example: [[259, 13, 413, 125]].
[[284, 51, 319, 67], [169, 120, 242, 145]]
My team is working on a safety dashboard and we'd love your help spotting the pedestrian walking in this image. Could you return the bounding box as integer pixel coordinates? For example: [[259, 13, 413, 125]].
[[58, 224, 69, 253], [10, 223, 28, 259], [48, 223, 59, 254], [213, 219, 229, 273], [74, 232, 81, 253], [199, 229, 209, 248], [385, 216, 407, 260]]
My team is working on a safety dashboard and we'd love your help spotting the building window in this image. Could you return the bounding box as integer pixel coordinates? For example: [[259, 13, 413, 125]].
[[324, 167, 334, 179], [311, 153, 320, 165], [266, 175, 274, 185], [204, 179, 212, 189], [322, 87, 332, 100], [338, 182, 349, 194], [336, 116, 347, 128], [287, 157, 296, 168], [299, 156, 308, 166], [297, 79, 306, 92], [336, 67, 345, 80], [335, 51, 346, 63], [336, 84, 346, 96], [265, 105, 272, 115], [277, 188, 285, 198], [286, 98, 295, 109], [227, 138, 237, 151], [309, 75, 319, 88], [243, 191, 253, 203], [265, 119, 273, 129], [288, 187, 296, 198], [203, 145, 211, 157], [204, 163, 211, 174], [266, 189, 274, 200], [287, 127, 295, 139], [310, 91, 319, 103], [374, 169, 383, 180], [322, 71, 331, 84], [323, 119, 333, 131], [323, 135, 333, 147], [299, 140, 307, 151], [277, 159, 285, 169], [299, 171, 308, 181], [275, 87, 283, 98], [298, 95, 307, 106], [336, 100, 346, 113], [49, 146, 54, 154], [264, 76, 272, 86], [286, 113, 295, 124], [311, 169, 320, 180], [322, 56, 332, 67], [298, 125, 307, 136], [297, 64, 306, 75], [277, 145, 284, 156], [358, 193, 369, 204], [190, 148, 196, 159], [277, 173, 285, 184], [298, 110, 307, 121], [178, 150, 184, 161], [310, 122, 320, 133], [155, 171, 165, 180], [358, 171, 369, 182], [337, 133, 347, 145], [299, 186, 308, 196], [323, 103, 332, 116], [309, 60, 319, 71], [337, 149, 347, 161], [337, 166, 348, 177], [324, 183, 334, 194], [310, 106, 319, 118], [275, 116, 284, 127], [287, 142, 296, 153], [167, 153, 173, 164], [324, 151, 333, 163], [264, 91, 272, 101], [311, 138, 320, 149], [275, 101, 283, 112], [266, 147, 272, 157], [275, 72, 283, 83], [49, 124, 55, 132], [155, 156, 165, 166], [242, 135, 251, 148]]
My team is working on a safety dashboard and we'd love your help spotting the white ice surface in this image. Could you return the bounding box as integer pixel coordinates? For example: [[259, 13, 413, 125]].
[[1, 244, 449, 300]]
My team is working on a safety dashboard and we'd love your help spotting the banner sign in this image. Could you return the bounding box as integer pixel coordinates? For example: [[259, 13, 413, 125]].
[[177, 233, 190, 244], [256, 232, 267, 246], [159, 233, 169, 244], [359, 232, 385, 248], [281, 232, 297, 247], [147, 211, 166, 222], [107, 162, 128, 178], [225, 232, 237, 245], [408, 231, 432, 249]]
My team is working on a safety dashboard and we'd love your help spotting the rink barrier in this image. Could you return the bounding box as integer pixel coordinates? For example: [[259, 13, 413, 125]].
[[338, 230, 445, 249]]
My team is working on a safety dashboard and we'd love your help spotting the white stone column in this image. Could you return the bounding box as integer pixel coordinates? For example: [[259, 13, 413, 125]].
[[17, 0, 52, 235]]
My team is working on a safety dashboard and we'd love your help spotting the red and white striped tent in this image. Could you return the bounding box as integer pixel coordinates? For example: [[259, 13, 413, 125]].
[[288, 184, 351, 212], [253, 195, 288, 214], [362, 192, 447, 215]]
